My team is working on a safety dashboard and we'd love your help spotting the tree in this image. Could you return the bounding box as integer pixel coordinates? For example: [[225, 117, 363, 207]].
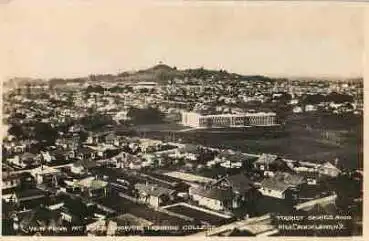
[[127, 107, 164, 125], [33, 123, 58, 145], [302, 94, 325, 105], [8, 125, 24, 139], [79, 131, 88, 143], [327, 92, 354, 103]]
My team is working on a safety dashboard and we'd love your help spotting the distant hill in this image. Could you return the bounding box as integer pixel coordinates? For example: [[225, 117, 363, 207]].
[[5, 64, 362, 87], [3, 77, 45, 89], [288, 76, 363, 83], [116, 64, 184, 83]]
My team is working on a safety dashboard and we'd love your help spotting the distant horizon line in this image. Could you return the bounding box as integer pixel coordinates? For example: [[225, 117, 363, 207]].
[[4, 63, 363, 82]]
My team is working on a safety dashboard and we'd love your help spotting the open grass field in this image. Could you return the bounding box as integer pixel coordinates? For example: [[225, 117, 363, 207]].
[[126, 113, 362, 170]]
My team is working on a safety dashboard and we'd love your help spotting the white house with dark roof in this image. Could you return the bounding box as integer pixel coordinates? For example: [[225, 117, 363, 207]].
[[77, 176, 109, 198], [2, 173, 22, 190], [134, 183, 176, 208], [31, 165, 61, 185], [189, 186, 234, 211], [258, 172, 305, 199], [253, 153, 278, 172], [318, 161, 341, 178]]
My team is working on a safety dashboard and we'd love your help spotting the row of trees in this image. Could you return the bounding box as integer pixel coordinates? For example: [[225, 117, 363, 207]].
[[301, 92, 354, 105], [8, 123, 58, 146]]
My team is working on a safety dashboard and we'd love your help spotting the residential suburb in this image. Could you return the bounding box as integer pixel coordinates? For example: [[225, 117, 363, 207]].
[[2, 64, 363, 236]]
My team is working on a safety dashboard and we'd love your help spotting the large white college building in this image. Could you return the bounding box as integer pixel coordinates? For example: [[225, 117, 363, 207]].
[[181, 111, 277, 128]]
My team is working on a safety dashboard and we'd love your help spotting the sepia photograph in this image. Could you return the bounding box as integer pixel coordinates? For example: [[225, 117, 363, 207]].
[[1, 0, 365, 237]]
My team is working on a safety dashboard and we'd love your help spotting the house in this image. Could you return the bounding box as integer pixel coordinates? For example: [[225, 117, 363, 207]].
[[86, 133, 101, 145], [12, 206, 63, 235], [9, 139, 36, 154], [11, 188, 47, 207], [318, 161, 341, 178], [77, 146, 97, 160], [174, 144, 200, 161], [215, 174, 256, 195], [258, 172, 305, 199], [113, 110, 131, 124], [253, 153, 278, 173], [295, 171, 322, 185], [58, 197, 99, 225], [296, 183, 334, 203], [2, 173, 22, 190], [106, 214, 153, 236], [30, 165, 61, 186], [10, 152, 39, 168], [163, 171, 216, 186], [268, 157, 293, 174], [213, 151, 246, 169], [293, 106, 303, 113], [55, 135, 80, 150], [70, 162, 86, 175], [77, 176, 109, 198], [14, 143, 28, 153], [128, 160, 144, 170], [49, 149, 75, 162], [85, 219, 108, 236], [2, 173, 23, 202], [40, 151, 54, 163], [104, 133, 119, 146], [134, 183, 176, 208], [139, 172, 190, 193], [220, 160, 242, 169], [189, 185, 234, 211], [305, 104, 317, 112], [211, 174, 260, 209], [289, 161, 319, 173], [68, 124, 84, 133]]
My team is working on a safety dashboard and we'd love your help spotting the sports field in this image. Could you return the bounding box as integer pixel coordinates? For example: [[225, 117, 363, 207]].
[[127, 113, 362, 170]]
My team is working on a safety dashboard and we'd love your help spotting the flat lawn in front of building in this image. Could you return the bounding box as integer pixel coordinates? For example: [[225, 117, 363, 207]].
[[130, 113, 362, 170]]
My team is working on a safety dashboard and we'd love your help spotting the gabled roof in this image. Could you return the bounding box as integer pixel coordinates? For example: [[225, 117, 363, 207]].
[[134, 183, 175, 197], [321, 162, 340, 171], [2, 173, 22, 182], [217, 151, 248, 162], [19, 207, 62, 230], [20, 152, 36, 160], [50, 149, 68, 157], [105, 133, 117, 140], [15, 188, 46, 199], [254, 153, 278, 165], [223, 174, 254, 193], [78, 146, 95, 154], [75, 158, 97, 169], [260, 172, 305, 192], [190, 186, 233, 201], [179, 144, 200, 154], [77, 177, 108, 190]]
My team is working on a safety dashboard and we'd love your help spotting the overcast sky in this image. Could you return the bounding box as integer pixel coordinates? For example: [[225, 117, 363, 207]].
[[1, 0, 364, 79]]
